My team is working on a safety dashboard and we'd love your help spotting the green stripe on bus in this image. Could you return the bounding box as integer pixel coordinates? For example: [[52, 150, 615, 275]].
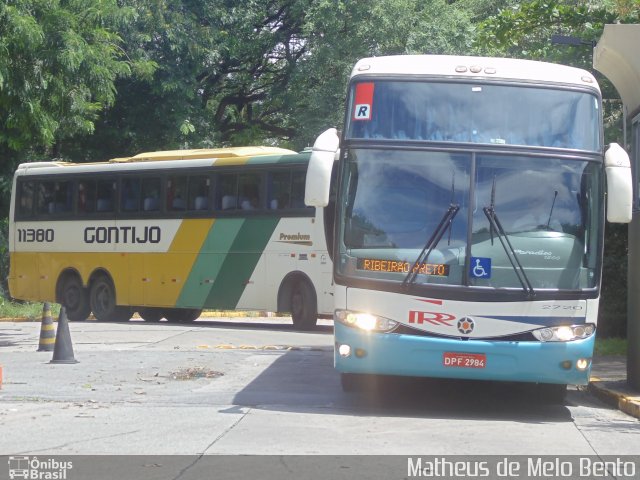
[[177, 217, 280, 309], [176, 218, 244, 308], [203, 217, 280, 309]]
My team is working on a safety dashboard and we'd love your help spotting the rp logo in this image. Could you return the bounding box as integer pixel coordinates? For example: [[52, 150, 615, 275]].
[[409, 311, 456, 326]]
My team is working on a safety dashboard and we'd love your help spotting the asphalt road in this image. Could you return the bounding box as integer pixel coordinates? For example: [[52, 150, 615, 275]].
[[1, 317, 639, 478]]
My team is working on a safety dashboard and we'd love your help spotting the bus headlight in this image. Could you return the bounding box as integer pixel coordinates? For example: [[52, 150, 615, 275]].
[[532, 324, 595, 342], [335, 310, 398, 333]]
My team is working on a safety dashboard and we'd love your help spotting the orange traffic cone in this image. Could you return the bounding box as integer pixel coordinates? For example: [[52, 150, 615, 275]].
[[50, 307, 78, 364], [37, 302, 56, 352]]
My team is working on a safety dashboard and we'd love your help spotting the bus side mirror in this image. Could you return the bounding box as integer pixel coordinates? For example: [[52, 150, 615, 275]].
[[305, 128, 339, 208], [605, 142, 633, 223]]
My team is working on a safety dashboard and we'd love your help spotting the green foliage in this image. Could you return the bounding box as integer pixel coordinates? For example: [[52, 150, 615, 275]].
[[0, 299, 60, 320], [0, 0, 137, 153], [594, 336, 627, 356]]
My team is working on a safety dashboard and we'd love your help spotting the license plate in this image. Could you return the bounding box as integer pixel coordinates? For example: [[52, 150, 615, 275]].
[[443, 352, 486, 368]]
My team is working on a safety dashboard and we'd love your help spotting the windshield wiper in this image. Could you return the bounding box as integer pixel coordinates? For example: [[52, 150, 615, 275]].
[[483, 176, 535, 297], [403, 175, 459, 288]]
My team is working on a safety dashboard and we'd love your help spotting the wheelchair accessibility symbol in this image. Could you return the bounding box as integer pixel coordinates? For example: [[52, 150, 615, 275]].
[[470, 257, 491, 279]]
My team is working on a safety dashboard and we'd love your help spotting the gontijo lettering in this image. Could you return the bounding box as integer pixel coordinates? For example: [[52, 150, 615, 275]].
[[357, 258, 449, 276], [84, 226, 161, 244]]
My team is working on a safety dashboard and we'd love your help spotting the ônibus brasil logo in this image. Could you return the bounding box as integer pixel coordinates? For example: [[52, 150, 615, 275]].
[[8, 456, 73, 480]]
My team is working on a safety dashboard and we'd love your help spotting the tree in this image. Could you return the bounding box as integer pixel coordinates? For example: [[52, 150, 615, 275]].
[[0, 0, 145, 213], [67, 0, 479, 157], [475, 0, 640, 337]]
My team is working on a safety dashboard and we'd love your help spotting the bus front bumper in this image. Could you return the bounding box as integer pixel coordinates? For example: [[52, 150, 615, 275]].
[[334, 322, 594, 385]]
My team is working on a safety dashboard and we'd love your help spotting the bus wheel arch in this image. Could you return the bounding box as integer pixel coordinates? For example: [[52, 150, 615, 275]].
[[88, 270, 131, 322], [278, 272, 318, 330], [55, 269, 90, 321]]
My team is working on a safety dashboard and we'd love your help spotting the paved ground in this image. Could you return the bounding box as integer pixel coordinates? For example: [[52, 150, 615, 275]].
[[0, 318, 639, 479]]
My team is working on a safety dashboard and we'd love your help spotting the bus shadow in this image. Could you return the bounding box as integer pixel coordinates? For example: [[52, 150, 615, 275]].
[[108, 317, 334, 335], [231, 349, 583, 423]]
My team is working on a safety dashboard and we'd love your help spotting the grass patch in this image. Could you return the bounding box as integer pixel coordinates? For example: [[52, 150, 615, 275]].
[[0, 300, 60, 320], [0, 298, 279, 321], [594, 337, 627, 356]]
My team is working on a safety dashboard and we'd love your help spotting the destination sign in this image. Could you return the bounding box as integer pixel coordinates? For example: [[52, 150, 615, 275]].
[[357, 258, 449, 276]]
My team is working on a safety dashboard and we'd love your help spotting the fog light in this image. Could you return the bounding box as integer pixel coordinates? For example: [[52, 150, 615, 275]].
[[338, 344, 351, 357], [560, 360, 572, 370], [355, 348, 367, 358], [576, 358, 590, 371]]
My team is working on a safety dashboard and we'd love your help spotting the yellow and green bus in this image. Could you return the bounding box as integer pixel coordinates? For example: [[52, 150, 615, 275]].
[[8, 146, 333, 329]]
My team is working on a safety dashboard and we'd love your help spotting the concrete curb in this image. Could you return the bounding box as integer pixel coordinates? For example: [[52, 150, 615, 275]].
[[588, 378, 640, 420]]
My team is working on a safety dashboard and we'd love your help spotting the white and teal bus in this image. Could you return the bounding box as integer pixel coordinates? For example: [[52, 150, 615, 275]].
[[306, 55, 633, 398], [9, 147, 333, 329]]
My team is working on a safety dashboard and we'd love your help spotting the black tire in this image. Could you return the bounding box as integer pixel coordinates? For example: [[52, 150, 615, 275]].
[[164, 308, 201, 323], [537, 383, 567, 404], [59, 275, 90, 321], [290, 279, 317, 331], [138, 307, 164, 322], [89, 275, 131, 322]]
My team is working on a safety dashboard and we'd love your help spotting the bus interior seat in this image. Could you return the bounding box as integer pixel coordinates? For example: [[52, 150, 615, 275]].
[[194, 196, 208, 210], [172, 197, 186, 210], [144, 197, 159, 211], [221, 195, 237, 210], [123, 198, 138, 211], [96, 199, 112, 212]]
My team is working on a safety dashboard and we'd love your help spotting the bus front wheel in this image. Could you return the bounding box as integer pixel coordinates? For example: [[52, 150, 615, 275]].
[[89, 275, 131, 322], [537, 383, 567, 404], [58, 275, 90, 321], [290, 280, 317, 331]]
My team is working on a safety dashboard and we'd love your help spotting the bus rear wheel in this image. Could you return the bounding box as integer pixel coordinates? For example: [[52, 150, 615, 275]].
[[290, 280, 317, 331], [90, 275, 131, 322], [164, 308, 201, 323], [59, 275, 90, 321]]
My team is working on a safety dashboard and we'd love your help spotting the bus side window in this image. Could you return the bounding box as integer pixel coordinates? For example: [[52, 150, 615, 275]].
[[291, 171, 309, 209], [17, 180, 35, 217], [219, 174, 238, 210], [188, 176, 210, 211], [268, 171, 291, 210], [77, 180, 96, 214], [37, 181, 55, 214], [121, 178, 141, 212], [166, 176, 187, 211], [96, 179, 115, 212], [239, 173, 261, 210], [54, 181, 72, 213], [142, 177, 161, 212]]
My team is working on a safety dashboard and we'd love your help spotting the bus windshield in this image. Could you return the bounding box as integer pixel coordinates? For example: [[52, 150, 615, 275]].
[[347, 81, 601, 151], [338, 149, 602, 291]]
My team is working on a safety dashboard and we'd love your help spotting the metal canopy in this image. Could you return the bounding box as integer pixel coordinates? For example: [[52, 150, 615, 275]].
[[595, 23, 640, 391], [594, 24, 640, 115]]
